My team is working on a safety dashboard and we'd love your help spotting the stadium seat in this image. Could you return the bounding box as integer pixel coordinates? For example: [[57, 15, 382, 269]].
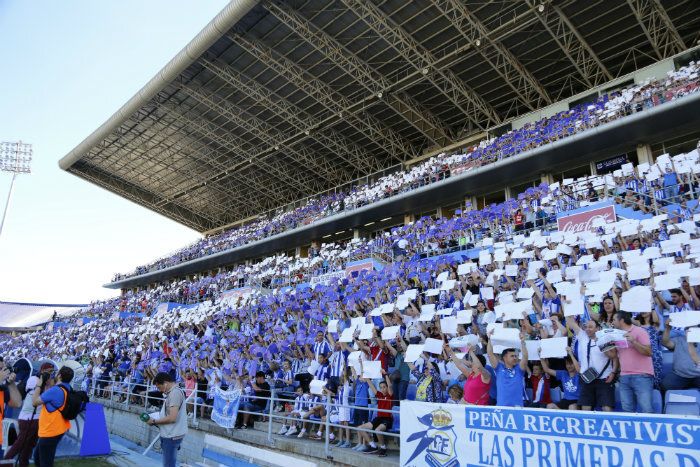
[[389, 411, 400, 433], [664, 389, 700, 416], [550, 387, 561, 403], [406, 384, 417, 401], [368, 403, 377, 421]]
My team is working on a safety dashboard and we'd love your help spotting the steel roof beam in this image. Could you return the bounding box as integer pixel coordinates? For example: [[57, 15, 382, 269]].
[[527, 0, 613, 87], [428, 0, 551, 111], [229, 33, 415, 161], [152, 103, 297, 208], [88, 116, 221, 197], [200, 57, 377, 175], [70, 162, 215, 231], [263, 0, 453, 147], [626, 0, 687, 60], [156, 100, 331, 204], [181, 83, 344, 187], [339, 0, 501, 130]]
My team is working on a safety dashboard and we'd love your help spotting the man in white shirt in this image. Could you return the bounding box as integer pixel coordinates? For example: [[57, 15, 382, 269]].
[[566, 317, 618, 411]]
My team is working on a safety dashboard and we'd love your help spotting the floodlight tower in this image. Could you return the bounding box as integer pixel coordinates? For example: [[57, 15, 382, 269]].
[[0, 141, 33, 238]]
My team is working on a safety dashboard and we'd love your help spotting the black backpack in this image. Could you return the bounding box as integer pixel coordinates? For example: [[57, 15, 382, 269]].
[[58, 386, 89, 420]]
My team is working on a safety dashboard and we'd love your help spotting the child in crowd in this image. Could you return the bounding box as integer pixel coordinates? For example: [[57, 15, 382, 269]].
[[280, 386, 309, 437]]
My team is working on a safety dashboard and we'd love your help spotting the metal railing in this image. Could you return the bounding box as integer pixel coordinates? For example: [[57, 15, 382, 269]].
[[89, 381, 401, 460]]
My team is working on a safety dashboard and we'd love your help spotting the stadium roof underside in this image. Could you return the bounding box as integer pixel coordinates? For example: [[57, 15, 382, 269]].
[[59, 0, 700, 233]]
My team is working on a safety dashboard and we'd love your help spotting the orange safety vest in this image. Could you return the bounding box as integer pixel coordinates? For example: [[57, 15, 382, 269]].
[[38, 386, 71, 438]]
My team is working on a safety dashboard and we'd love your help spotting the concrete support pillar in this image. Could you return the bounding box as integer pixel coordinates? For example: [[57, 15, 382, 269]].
[[404, 213, 415, 225], [589, 162, 598, 175], [504, 186, 512, 200], [436, 207, 444, 219], [636, 143, 654, 165], [295, 246, 302, 258], [465, 196, 477, 211], [540, 173, 554, 185], [353, 229, 361, 240]]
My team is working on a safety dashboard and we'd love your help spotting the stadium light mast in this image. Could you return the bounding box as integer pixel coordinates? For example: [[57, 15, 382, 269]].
[[0, 141, 32, 238]]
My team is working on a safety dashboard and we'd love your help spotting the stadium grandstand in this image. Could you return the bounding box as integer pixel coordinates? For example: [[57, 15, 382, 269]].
[[0, 302, 85, 331], [1, 1, 699, 466]]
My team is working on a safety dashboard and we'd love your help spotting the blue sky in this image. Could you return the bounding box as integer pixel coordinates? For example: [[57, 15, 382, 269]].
[[0, 0, 231, 303]]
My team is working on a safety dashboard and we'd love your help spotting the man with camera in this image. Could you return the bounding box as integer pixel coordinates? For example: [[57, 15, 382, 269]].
[[0, 366, 23, 458], [145, 372, 188, 467], [32, 366, 74, 467], [3, 374, 42, 467]]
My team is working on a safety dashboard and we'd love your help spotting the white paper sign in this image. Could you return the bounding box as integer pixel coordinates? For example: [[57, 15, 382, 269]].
[[423, 338, 444, 355], [481, 287, 494, 300], [516, 288, 535, 300], [539, 337, 568, 358], [381, 326, 401, 340], [440, 316, 458, 335], [687, 327, 700, 343], [668, 310, 700, 328], [457, 263, 475, 275], [310, 379, 326, 395], [620, 286, 652, 313], [490, 328, 521, 349], [653, 274, 681, 291], [327, 320, 339, 333], [358, 323, 374, 340], [362, 361, 382, 379], [524, 340, 541, 361], [456, 310, 472, 324], [339, 328, 355, 343], [404, 344, 424, 363]]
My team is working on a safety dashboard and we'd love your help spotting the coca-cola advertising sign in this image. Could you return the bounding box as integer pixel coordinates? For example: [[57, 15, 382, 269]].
[[557, 205, 616, 233]]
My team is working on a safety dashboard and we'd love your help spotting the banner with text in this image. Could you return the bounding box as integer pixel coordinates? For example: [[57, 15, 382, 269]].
[[557, 203, 616, 233], [400, 401, 700, 467], [211, 386, 242, 429], [310, 270, 346, 286]]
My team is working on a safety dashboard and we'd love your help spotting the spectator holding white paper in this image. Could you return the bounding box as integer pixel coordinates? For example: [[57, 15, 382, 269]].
[[487, 331, 528, 407], [660, 325, 700, 390]]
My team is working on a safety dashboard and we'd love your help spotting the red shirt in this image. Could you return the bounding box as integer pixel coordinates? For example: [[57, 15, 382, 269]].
[[376, 391, 393, 418], [530, 374, 551, 404], [370, 344, 388, 371]]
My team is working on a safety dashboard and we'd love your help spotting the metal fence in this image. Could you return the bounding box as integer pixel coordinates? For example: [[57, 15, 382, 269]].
[[90, 382, 400, 459]]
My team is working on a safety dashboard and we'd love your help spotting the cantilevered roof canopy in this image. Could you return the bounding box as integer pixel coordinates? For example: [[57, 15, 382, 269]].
[[60, 0, 700, 232]]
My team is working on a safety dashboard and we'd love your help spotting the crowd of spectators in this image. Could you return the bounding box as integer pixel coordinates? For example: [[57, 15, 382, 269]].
[[2, 146, 700, 456], [111, 62, 700, 281]]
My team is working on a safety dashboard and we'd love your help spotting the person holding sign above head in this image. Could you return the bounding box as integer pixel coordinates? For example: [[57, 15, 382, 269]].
[[540, 347, 581, 410], [486, 330, 528, 407], [444, 344, 491, 405], [660, 325, 700, 390], [356, 370, 392, 457], [406, 358, 442, 403]]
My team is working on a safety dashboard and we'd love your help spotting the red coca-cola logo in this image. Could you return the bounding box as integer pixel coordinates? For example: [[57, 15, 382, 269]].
[[557, 205, 616, 233]]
